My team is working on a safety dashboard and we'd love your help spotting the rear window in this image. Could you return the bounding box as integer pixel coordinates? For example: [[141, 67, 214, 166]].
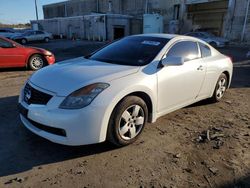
[[199, 43, 211, 57]]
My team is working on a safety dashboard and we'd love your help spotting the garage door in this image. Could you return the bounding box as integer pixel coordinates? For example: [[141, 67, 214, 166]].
[[187, 0, 229, 36]]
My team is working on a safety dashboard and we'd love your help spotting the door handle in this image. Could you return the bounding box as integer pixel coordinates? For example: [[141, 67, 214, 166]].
[[197, 65, 204, 71]]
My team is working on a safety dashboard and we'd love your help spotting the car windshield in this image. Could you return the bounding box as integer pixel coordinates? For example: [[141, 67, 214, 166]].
[[88, 36, 169, 66]]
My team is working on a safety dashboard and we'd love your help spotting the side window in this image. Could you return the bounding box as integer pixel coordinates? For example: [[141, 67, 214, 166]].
[[199, 43, 211, 58], [36, 31, 44, 34], [0, 38, 13, 48], [167, 41, 199, 62]]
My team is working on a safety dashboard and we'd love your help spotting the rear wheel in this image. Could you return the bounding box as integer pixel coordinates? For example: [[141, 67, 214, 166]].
[[210, 73, 228, 102], [107, 96, 148, 146], [44, 37, 49, 43], [21, 38, 27, 45], [210, 41, 217, 48], [28, 54, 45, 71]]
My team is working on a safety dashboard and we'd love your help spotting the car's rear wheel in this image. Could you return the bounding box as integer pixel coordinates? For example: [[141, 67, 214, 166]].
[[209, 41, 217, 48], [107, 96, 148, 146], [210, 73, 228, 102], [44, 37, 49, 43], [21, 38, 27, 45], [28, 54, 45, 71]]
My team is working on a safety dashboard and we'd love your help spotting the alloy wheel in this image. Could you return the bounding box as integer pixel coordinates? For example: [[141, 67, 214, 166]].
[[31, 56, 44, 70], [118, 105, 145, 140], [216, 77, 227, 99]]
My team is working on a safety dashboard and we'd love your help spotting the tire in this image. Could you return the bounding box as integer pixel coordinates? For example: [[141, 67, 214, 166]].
[[28, 54, 45, 71], [44, 37, 49, 43], [210, 73, 228, 103], [21, 38, 27, 45], [107, 96, 148, 146], [210, 41, 217, 48]]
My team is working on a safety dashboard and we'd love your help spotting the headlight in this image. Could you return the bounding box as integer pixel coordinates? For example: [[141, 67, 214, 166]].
[[44, 51, 53, 56], [59, 83, 109, 109]]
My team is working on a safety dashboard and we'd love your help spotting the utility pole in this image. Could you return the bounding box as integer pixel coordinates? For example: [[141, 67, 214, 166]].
[[241, 0, 250, 42], [145, 0, 149, 14], [35, 0, 38, 20]]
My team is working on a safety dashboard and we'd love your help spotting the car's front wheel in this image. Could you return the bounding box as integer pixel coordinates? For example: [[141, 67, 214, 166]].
[[28, 54, 45, 71], [210, 73, 228, 102], [107, 96, 148, 146]]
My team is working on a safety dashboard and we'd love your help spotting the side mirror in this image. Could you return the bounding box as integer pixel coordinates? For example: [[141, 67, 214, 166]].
[[161, 56, 184, 67]]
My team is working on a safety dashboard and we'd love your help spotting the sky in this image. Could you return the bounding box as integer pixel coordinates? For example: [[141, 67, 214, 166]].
[[0, 0, 66, 24]]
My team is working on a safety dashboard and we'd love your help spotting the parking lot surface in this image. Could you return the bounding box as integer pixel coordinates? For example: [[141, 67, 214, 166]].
[[0, 40, 249, 188]]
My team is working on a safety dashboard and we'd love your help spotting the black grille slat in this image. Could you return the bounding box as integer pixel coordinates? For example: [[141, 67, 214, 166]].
[[24, 83, 52, 105]]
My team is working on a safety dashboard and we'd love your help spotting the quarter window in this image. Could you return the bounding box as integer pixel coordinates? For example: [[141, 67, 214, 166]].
[[199, 43, 211, 57], [36, 31, 44, 34], [167, 41, 199, 61], [0, 38, 13, 48]]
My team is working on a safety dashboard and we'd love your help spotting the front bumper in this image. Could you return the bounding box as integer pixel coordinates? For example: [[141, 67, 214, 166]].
[[18, 83, 107, 146], [44, 55, 55, 65]]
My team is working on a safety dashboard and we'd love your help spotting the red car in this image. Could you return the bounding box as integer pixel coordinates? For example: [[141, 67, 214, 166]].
[[0, 37, 55, 70]]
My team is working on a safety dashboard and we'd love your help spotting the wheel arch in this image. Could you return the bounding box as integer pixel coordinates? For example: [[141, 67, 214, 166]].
[[222, 70, 230, 88], [126, 91, 153, 123], [26, 53, 48, 68], [98, 88, 156, 143]]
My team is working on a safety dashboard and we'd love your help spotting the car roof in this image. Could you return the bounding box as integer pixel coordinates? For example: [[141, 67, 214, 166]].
[[132, 33, 209, 43], [133, 33, 179, 40]]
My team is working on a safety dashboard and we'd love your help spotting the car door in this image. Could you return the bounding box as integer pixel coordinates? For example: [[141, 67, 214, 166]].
[[26, 31, 37, 42], [0, 38, 26, 67], [35, 31, 44, 41], [157, 40, 206, 114]]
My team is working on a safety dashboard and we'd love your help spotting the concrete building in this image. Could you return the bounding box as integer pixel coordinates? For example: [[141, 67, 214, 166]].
[[32, 0, 250, 43]]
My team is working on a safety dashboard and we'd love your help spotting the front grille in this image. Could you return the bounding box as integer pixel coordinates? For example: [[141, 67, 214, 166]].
[[24, 83, 53, 105]]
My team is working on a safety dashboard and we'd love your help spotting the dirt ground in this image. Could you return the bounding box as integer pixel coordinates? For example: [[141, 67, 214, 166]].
[[0, 40, 249, 188]]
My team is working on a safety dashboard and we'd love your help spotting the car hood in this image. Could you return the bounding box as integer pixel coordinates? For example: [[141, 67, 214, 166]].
[[27, 46, 52, 55], [29, 57, 140, 96]]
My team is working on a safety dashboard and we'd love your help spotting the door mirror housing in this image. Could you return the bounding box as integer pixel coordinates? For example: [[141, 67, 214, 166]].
[[161, 56, 184, 67]]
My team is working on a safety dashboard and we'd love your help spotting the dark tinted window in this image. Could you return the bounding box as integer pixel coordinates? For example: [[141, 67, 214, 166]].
[[24, 31, 34, 36], [0, 30, 7, 32], [187, 33, 202, 37], [36, 31, 44, 34], [187, 33, 197, 37], [199, 43, 211, 58], [167, 41, 199, 61], [0, 38, 13, 48], [89, 36, 169, 66]]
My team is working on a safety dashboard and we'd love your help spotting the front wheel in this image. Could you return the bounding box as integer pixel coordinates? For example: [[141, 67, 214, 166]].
[[107, 96, 148, 146], [210, 73, 228, 102], [28, 54, 45, 71]]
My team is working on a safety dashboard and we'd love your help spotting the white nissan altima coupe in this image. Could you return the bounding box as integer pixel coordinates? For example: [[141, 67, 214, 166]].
[[18, 34, 233, 146]]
